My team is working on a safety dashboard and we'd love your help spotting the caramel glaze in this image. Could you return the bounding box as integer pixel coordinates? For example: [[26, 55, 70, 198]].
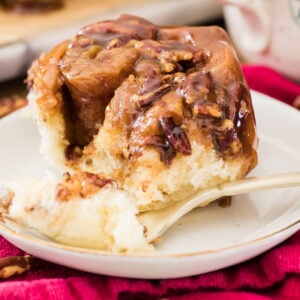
[[36, 15, 257, 166]]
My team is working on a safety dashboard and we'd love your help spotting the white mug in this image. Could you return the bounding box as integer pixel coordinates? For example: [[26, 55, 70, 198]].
[[219, 0, 300, 82]]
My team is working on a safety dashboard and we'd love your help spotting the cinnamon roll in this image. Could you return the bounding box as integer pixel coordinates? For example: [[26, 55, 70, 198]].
[[27, 14, 257, 212]]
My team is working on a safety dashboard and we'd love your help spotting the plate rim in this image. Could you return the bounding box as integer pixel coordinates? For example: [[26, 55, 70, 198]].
[[0, 90, 299, 278], [0, 219, 299, 259]]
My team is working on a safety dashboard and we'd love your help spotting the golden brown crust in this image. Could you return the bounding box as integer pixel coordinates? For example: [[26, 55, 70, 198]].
[[27, 41, 68, 121]]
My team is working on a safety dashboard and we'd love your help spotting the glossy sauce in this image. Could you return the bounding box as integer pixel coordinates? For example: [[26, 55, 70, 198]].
[[58, 15, 256, 166]]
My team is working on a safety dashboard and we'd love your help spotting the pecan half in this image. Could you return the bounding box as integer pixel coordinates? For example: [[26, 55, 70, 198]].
[[158, 117, 191, 155], [133, 83, 171, 109], [140, 69, 162, 94], [0, 255, 36, 279]]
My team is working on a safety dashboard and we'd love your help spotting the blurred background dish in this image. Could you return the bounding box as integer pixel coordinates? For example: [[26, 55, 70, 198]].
[[220, 0, 300, 83], [2, 0, 64, 13]]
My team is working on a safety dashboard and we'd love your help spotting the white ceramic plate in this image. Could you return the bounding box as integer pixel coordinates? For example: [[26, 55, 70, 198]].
[[0, 0, 222, 82], [0, 90, 299, 279]]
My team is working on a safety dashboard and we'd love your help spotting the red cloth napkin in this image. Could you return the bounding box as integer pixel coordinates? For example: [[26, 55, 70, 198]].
[[0, 65, 299, 300], [242, 65, 300, 106]]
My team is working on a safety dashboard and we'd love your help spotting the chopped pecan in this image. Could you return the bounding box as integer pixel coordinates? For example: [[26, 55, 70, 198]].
[[134, 39, 163, 57], [136, 39, 199, 73], [140, 69, 161, 94], [0, 255, 36, 279], [160, 60, 178, 73], [158, 117, 191, 155], [181, 72, 212, 104], [143, 135, 176, 167], [193, 49, 210, 65], [159, 144, 177, 167], [143, 116, 192, 167], [159, 41, 194, 61], [192, 100, 222, 118], [214, 119, 242, 155], [159, 42, 196, 72], [82, 45, 102, 59], [133, 83, 171, 109]]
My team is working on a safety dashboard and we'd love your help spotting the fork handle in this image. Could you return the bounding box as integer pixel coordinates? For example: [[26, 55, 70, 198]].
[[219, 172, 300, 197]]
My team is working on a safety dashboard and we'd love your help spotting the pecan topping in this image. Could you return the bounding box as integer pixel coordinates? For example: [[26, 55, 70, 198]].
[[135, 39, 204, 74], [142, 117, 192, 167], [158, 117, 191, 155], [46, 14, 256, 168]]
